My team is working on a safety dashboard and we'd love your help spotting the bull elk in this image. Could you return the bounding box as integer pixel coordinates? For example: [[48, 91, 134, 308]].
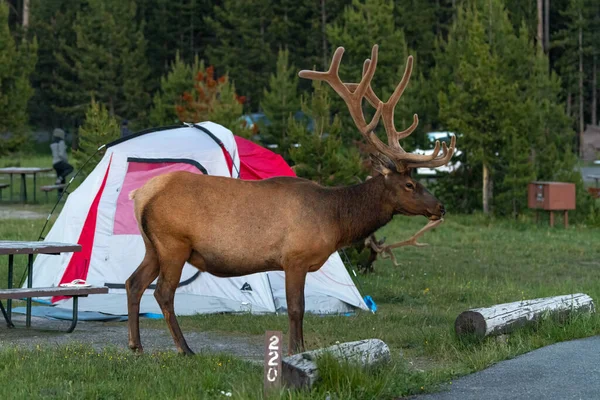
[[126, 44, 456, 356]]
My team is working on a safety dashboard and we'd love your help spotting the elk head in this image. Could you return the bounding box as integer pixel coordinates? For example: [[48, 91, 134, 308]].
[[299, 44, 456, 253]]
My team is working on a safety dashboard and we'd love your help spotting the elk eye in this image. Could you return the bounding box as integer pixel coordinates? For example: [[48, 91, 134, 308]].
[[406, 182, 414, 189]]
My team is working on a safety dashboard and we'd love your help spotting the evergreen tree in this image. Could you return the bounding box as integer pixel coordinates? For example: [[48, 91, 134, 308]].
[[431, 0, 577, 217], [495, 129, 536, 218], [325, 0, 419, 147], [174, 65, 250, 138], [0, 1, 37, 156], [393, 0, 454, 71], [554, 0, 595, 154], [28, 0, 83, 129], [148, 52, 205, 127], [288, 80, 364, 186], [267, 0, 313, 72], [205, 0, 274, 109], [51, 0, 150, 128], [327, 0, 408, 100], [137, 0, 217, 86], [260, 48, 300, 158], [73, 100, 120, 177], [503, 0, 538, 37], [436, 3, 518, 214]]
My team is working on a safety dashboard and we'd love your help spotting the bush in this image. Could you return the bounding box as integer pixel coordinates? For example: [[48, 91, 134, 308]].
[[72, 100, 120, 177]]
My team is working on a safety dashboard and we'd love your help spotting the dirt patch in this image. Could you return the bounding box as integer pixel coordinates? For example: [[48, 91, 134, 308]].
[[0, 208, 46, 220], [0, 314, 265, 362]]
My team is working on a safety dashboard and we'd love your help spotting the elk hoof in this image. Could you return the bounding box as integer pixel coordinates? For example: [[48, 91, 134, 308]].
[[178, 347, 195, 356], [128, 342, 144, 354]]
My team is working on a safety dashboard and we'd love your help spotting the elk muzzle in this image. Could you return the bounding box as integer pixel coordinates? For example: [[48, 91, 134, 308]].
[[426, 202, 446, 221]]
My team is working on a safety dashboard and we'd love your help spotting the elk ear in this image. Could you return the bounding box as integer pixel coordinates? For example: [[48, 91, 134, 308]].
[[370, 153, 395, 176]]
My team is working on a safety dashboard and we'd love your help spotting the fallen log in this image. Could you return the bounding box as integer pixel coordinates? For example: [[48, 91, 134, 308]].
[[455, 293, 595, 339], [282, 338, 390, 389]]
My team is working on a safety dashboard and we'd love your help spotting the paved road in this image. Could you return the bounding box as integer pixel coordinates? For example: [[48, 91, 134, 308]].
[[414, 335, 600, 400]]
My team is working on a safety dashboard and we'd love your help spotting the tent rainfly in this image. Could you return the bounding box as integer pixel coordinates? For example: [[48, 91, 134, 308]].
[[28, 122, 369, 316]]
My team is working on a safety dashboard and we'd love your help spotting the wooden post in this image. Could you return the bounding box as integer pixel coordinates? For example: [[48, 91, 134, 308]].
[[264, 331, 282, 394], [564, 210, 568, 228], [550, 211, 554, 227], [455, 293, 594, 339]]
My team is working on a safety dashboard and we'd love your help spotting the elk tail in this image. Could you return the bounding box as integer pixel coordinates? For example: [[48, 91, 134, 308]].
[[128, 189, 138, 200]]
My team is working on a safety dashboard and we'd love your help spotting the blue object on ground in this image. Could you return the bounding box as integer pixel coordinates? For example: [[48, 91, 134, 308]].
[[363, 295, 377, 313]]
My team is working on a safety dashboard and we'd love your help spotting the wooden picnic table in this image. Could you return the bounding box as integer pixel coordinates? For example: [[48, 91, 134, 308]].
[[0, 167, 53, 203], [0, 241, 81, 329]]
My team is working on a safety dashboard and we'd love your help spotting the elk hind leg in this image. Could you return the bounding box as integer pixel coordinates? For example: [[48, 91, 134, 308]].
[[154, 249, 194, 355], [126, 244, 159, 353], [285, 269, 307, 355]]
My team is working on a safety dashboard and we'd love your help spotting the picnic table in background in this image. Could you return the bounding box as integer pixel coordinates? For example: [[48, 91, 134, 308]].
[[0, 167, 53, 203]]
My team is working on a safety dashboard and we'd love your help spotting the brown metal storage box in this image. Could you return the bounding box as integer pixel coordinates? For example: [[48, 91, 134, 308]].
[[527, 182, 576, 210]]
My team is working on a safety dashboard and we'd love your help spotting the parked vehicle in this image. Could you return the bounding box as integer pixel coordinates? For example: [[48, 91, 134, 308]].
[[414, 131, 462, 177]]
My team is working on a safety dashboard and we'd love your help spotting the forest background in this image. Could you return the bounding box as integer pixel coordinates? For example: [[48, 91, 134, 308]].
[[1, 0, 599, 223]]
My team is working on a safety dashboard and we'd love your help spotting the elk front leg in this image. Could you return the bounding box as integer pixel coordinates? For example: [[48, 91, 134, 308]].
[[126, 248, 159, 353], [285, 269, 307, 355]]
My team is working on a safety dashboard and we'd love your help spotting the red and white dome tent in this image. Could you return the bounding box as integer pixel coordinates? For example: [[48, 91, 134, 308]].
[[28, 122, 369, 316]]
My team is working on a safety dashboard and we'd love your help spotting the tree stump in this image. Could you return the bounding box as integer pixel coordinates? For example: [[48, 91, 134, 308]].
[[282, 338, 390, 389], [455, 293, 595, 339]]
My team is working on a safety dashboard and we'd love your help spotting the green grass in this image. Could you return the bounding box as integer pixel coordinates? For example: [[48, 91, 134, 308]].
[[0, 203, 599, 399], [0, 344, 263, 399]]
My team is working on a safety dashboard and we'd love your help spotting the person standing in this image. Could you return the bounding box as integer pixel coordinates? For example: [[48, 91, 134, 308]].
[[50, 128, 74, 188], [121, 119, 132, 138]]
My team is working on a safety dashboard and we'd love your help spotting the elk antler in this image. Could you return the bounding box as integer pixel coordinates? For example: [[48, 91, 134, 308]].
[[348, 56, 456, 172], [298, 46, 384, 145], [367, 219, 444, 266], [302, 45, 456, 172]]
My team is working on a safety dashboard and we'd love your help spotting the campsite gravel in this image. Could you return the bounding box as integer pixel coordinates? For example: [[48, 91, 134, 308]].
[[0, 314, 264, 362], [0, 208, 46, 220]]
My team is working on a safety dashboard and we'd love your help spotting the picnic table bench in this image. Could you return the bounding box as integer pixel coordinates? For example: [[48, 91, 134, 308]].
[[0, 241, 108, 332], [40, 184, 67, 201], [0, 167, 53, 203], [0, 183, 8, 200]]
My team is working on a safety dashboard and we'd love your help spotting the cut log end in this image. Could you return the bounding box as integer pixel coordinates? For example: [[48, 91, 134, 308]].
[[455, 310, 487, 338], [454, 293, 595, 339]]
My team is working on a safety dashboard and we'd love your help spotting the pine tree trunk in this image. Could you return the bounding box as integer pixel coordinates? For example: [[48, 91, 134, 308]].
[[190, 0, 195, 57], [593, 55, 597, 126], [321, 0, 328, 69], [567, 91, 572, 117], [537, 0, 543, 49], [544, 0, 549, 52], [579, 14, 585, 157], [512, 171, 517, 219], [23, 0, 30, 28], [109, 98, 115, 117], [452, 0, 456, 22], [483, 163, 490, 214]]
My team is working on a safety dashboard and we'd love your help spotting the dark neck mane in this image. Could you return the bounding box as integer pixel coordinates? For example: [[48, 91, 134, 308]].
[[326, 176, 394, 248]]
